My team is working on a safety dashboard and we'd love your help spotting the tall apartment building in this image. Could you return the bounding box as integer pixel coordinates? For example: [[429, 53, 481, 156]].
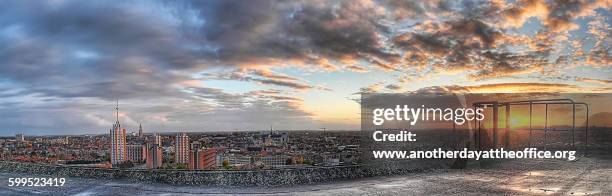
[[146, 143, 162, 169], [109, 101, 126, 166], [151, 133, 161, 145], [189, 148, 216, 170], [126, 144, 146, 163], [174, 133, 189, 164], [146, 134, 162, 169]]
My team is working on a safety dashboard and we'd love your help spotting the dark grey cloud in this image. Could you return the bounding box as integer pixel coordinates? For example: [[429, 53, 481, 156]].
[[385, 84, 402, 91], [283, 1, 396, 60], [182, 0, 305, 62], [0, 0, 195, 101], [394, 17, 508, 68], [0, 0, 397, 100], [181, 0, 402, 69], [201, 69, 316, 90], [543, 0, 606, 32], [0, 0, 330, 133]]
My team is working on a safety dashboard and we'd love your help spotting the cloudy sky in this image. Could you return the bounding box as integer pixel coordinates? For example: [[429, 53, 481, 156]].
[[0, 0, 610, 135]]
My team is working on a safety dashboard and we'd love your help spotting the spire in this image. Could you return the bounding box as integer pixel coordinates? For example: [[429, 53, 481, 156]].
[[115, 99, 120, 124], [138, 123, 143, 138]]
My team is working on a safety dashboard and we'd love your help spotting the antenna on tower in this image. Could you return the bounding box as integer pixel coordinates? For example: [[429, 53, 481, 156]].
[[115, 99, 119, 123]]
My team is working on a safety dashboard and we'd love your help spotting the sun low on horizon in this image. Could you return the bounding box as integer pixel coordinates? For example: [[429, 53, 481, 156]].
[[0, 0, 610, 135]]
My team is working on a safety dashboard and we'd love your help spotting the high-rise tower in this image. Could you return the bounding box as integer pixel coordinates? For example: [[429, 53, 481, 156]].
[[146, 133, 163, 169], [151, 133, 161, 145], [110, 100, 127, 166], [174, 133, 190, 164]]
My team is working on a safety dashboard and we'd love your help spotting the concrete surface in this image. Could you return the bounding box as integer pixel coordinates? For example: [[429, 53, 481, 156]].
[[0, 157, 610, 195]]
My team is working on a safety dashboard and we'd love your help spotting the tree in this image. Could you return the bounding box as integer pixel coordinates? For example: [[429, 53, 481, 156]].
[[102, 152, 110, 162], [176, 163, 188, 169], [285, 158, 294, 165], [222, 159, 230, 169], [116, 160, 134, 168], [295, 156, 304, 164]]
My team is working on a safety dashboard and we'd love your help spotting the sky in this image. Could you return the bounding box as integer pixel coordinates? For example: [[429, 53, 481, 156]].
[[0, 0, 610, 135]]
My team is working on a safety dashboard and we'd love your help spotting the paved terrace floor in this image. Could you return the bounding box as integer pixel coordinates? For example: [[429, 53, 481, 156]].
[[1, 156, 610, 195]]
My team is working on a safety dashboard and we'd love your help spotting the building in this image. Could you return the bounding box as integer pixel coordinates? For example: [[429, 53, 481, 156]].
[[191, 141, 201, 150], [188, 148, 216, 170], [109, 101, 127, 166], [151, 133, 161, 145], [15, 133, 24, 143], [126, 144, 146, 163], [138, 123, 144, 138], [146, 143, 162, 169], [322, 153, 340, 166], [280, 132, 289, 145], [174, 133, 189, 164], [146, 133, 162, 169], [253, 155, 292, 166], [217, 154, 252, 167]]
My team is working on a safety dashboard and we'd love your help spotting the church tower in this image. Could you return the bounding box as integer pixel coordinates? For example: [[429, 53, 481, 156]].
[[138, 123, 144, 138]]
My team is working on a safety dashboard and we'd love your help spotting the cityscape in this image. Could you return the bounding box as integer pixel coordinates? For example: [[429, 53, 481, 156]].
[[0, 0, 609, 194], [0, 102, 361, 171]]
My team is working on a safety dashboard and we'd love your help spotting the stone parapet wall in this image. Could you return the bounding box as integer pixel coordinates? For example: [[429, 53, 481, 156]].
[[0, 161, 417, 186]]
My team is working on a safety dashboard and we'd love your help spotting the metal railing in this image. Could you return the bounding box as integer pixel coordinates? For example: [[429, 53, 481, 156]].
[[472, 99, 589, 151]]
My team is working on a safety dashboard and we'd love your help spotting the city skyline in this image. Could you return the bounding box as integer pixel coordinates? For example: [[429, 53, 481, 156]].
[[0, 0, 610, 135]]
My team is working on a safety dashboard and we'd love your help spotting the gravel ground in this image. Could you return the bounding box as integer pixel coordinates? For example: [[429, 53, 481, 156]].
[[0, 156, 610, 196]]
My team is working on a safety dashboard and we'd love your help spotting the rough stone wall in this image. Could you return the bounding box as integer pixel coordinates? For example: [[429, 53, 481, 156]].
[[0, 161, 417, 186]]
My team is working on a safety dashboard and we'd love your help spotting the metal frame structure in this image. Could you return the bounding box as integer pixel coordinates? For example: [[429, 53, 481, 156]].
[[472, 99, 589, 150]]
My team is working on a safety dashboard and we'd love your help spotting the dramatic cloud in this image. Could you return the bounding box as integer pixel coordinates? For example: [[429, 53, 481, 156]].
[[543, 0, 609, 32], [575, 77, 612, 84], [0, 0, 609, 134], [385, 84, 403, 91], [344, 65, 370, 73], [501, 0, 550, 28], [200, 68, 318, 90], [391, 0, 609, 82], [358, 82, 384, 94], [414, 83, 582, 93]]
